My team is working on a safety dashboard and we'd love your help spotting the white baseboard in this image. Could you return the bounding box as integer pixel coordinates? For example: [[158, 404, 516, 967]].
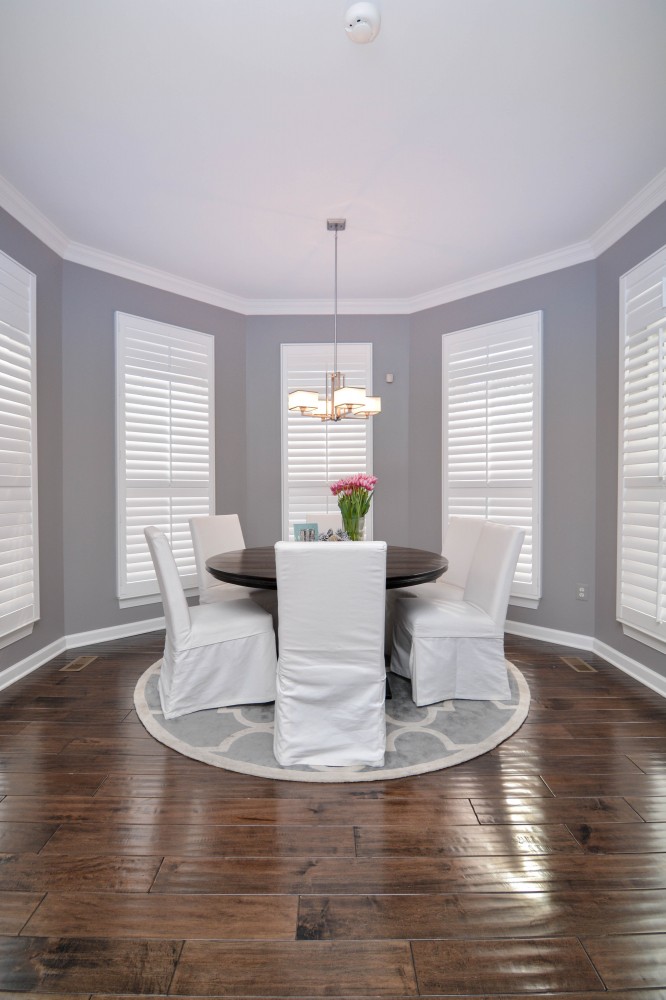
[[65, 616, 165, 650], [0, 616, 165, 693], [1, 615, 664, 700], [505, 619, 666, 699], [0, 636, 67, 692]]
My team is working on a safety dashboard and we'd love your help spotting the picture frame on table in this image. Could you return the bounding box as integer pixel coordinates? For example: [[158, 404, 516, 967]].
[[293, 522, 318, 542]]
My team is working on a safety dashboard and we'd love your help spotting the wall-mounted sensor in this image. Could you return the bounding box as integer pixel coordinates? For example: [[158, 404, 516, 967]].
[[385, 373, 394, 383], [345, 3, 381, 44]]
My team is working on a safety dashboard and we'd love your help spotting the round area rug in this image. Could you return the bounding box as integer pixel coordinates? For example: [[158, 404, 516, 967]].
[[134, 661, 530, 782]]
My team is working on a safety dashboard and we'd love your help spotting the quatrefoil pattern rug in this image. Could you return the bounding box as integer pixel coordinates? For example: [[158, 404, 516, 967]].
[[135, 660, 529, 782]]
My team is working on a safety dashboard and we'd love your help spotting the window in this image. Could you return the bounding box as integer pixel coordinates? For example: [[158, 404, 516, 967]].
[[0, 250, 39, 647], [442, 312, 542, 605], [617, 244, 666, 653], [116, 313, 215, 603], [281, 343, 373, 540]]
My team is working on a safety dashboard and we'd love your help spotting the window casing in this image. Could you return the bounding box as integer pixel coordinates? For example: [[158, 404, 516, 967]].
[[0, 250, 39, 647], [116, 313, 215, 603], [617, 244, 666, 653], [442, 312, 542, 605], [281, 343, 373, 541]]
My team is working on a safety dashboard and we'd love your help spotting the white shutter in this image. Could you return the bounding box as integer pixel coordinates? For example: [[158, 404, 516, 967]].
[[281, 343, 373, 540], [442, 312, 542, 603], [617, 244, 666, 649], [116, 313, 215, 601], [0, 250, 39, 644]]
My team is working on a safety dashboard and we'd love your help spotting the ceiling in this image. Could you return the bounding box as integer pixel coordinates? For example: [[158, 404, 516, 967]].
[[1, 0, 665, 312]]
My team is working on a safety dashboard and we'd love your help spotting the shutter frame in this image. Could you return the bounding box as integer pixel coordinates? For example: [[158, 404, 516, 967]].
[[442, 312, 542, 602], [281, 343, 374, 540], [617, 244, 666, 650], [116, 312, 215, 601], [0, 249, 39, 645]]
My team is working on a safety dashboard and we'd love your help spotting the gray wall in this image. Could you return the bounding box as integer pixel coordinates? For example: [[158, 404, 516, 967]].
[[245, 315, 411, 546], [595, 200, 666, 679], [61, 263, 247, 635], [1, 196, 666, 684], [0, 208, 65, 674], [408, 263, 598, 637]]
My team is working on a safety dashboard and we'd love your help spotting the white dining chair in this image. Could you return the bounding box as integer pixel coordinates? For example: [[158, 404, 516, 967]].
[[390, 521, 524, 706], [273, 540, 387, 767], [145, 526, 277, 719], [190, 514, 247, 603]]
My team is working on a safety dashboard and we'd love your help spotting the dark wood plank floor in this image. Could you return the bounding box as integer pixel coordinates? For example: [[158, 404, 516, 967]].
[[0, 631, 666, 997]]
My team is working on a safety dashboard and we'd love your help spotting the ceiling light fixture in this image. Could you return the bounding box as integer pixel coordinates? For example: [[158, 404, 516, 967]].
[[288, 220, 381, 421], [345, 2, 381, 44]]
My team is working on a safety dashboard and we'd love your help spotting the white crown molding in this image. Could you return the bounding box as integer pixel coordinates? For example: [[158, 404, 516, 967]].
[[405, 241, 595, 314], [64, 242, 248, 314], [0, 174, 69, 257], [590, 168, 666, 257], [2, 169, 664, 315]]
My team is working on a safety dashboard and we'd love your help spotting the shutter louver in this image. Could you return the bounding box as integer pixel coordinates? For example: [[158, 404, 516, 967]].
[[281, 343, 373, 540], [618, 245, 666, 647], [443, 313, 542, 602], [0, 250, 39, 643], [116, 314, 214, 600]]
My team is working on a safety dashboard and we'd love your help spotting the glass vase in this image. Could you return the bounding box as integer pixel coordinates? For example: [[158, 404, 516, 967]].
[[341, 512, 365, 541]]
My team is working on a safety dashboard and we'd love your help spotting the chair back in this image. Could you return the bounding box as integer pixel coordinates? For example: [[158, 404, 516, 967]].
[[275, 540, 386, 671], [190, 514, 245, 595], [463, 521, 525, 626], [144, 526, 192, 648], [442, 516, 485, 589]]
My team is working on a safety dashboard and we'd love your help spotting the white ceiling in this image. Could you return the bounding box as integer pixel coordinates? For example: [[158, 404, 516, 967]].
[[1, 0, 665, 312]]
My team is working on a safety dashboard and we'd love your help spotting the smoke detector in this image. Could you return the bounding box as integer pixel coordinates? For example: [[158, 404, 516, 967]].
[[345, 2, 381, 44]]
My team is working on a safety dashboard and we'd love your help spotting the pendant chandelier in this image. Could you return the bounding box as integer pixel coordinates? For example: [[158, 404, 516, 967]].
[[287, 220, 381, 421]]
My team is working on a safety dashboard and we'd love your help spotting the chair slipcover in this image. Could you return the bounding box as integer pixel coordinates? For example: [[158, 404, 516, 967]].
[[391, 521, 524, 706], [145, 526, 277, 719], [190, 514, 248, 604], [273, 540, 387, 767]]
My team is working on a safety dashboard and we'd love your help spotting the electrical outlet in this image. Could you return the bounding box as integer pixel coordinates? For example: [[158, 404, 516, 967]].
[[576, 584, 589, 601]]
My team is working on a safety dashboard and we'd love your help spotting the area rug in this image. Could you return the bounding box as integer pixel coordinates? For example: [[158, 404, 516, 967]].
[[134, 660, 529, 783]]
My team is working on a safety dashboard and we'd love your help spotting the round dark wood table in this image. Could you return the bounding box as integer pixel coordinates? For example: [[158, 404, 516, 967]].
[[206, 544, 448, 591]]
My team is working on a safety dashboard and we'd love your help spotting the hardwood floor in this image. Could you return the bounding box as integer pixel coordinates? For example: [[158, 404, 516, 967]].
[[0, 631, 666, 996]]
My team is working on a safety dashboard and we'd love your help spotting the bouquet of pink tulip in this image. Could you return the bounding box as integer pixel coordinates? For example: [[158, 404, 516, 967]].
[[330, 473, 377, 540]]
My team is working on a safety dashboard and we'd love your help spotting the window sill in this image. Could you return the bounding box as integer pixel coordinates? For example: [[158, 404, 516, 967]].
[[0, 622, 35, 651], [621, 623, 666, 658]]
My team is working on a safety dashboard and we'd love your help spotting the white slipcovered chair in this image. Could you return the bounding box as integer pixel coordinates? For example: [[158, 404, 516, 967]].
[[385, 516, 485, 648], [390, 521, 524, 707], [145, 526, 277, 719], [273, 540, 387, 767], [190, 514, 247, 603]]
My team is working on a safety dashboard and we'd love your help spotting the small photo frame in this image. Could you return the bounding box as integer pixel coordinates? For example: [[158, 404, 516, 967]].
[[294, 522, 318, 542]]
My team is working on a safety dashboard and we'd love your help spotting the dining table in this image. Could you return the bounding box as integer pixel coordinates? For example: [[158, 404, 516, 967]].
[[206, 544, 448, 591]]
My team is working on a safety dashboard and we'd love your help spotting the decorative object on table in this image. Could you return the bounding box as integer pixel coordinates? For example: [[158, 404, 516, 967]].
[[319, 528, 347, 541], [287, 220, 381, 421], [134, 659, 529, 783], [293, 522, 318, 542], [330, 473, 377, 541]]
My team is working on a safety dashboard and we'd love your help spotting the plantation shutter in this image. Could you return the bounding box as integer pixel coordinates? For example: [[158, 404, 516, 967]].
[[116, 313, 215, 601], [281, 343, 373, 540], [0, 250, 39, 643], [442, 312, 542, 603], [617, 244, 666, 649]]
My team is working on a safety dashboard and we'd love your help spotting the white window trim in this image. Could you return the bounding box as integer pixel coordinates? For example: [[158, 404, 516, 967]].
[[280, 343, 374, 541], [115, 312, 215, 603], [442, 311, 542, 606], [616, 244, 666, 655], [0, 249, 39, 646]]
